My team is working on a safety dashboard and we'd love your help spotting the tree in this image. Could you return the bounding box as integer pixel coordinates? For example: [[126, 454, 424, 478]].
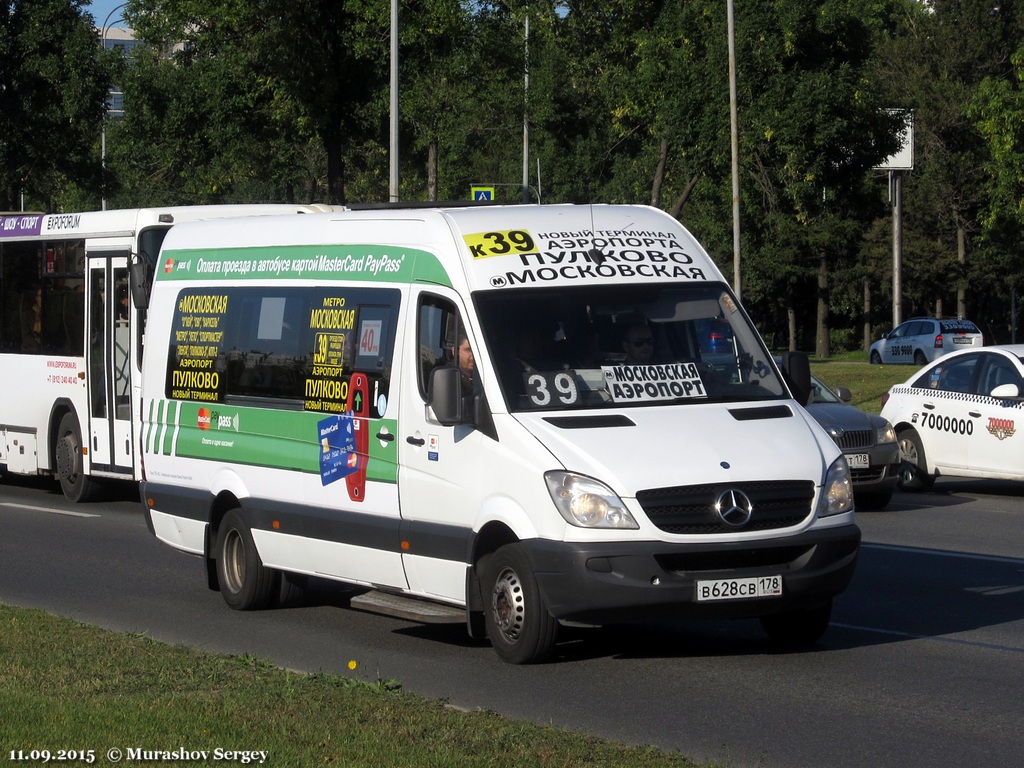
[[733, 0, 903, 355], [124, 0, 385, 205], [970, 42, 1024, 334], [874, 0, 1024, 335], [0, 0, 111, 210]]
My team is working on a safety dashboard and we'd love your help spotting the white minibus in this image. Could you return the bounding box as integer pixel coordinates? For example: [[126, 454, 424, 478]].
[[139, 203, 860, 663]]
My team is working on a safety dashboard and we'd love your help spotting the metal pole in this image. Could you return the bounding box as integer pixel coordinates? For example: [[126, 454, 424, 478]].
[[100, 4, 128, 211], [523, 17, 530, 204], [727, 0, 741, 301], [101, 125, 107, 211], [892, 170, 903, 326], [389, 0, 399, 202]]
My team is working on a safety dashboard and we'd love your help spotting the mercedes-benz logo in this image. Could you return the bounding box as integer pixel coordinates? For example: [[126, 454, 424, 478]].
[[714, 488, 754, 527]]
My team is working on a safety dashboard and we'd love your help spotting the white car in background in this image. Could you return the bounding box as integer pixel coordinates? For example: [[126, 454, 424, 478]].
[[869, 317, 983, 366], [880, 346, 1024, 491]]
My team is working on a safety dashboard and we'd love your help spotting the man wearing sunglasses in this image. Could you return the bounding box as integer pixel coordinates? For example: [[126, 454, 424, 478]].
[[622, 322, 656, 365]]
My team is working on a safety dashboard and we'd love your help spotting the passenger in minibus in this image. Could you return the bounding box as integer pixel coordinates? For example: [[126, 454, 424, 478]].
[[456, 331, 475, 394]]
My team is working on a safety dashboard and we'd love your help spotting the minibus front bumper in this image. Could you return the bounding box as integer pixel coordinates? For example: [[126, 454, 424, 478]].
[[519, 524, 861, 624]]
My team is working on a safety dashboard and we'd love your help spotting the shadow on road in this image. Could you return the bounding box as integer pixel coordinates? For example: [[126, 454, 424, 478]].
[[371, 540, 1024, 663]]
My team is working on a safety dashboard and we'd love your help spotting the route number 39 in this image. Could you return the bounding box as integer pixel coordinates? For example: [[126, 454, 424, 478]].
[[464, 229, 536, 259], [526, 372, 579, 406]]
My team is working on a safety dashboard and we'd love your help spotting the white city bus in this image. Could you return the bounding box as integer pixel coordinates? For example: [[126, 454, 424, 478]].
[[0, 205, 326, 501]]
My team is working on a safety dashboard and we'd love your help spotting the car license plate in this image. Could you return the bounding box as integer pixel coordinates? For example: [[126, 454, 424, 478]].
[[696, 575, 782, 602], [847, 453, 869, 469], [953, 337, 972, 344]]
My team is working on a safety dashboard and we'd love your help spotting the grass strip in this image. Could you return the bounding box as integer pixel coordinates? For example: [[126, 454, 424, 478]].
[[809, 358, 911, 414], [0, 604, 714, 768]]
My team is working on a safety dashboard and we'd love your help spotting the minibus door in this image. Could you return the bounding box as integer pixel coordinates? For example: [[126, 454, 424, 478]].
[[397, 289, 485, 602]]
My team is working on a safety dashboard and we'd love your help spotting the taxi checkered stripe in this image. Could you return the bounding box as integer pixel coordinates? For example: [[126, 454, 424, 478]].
[[889, 385, 1024, 408]]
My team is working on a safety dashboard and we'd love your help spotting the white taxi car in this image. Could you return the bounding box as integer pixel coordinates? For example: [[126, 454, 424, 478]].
[[880, 346, 1024, 490], [869, 317, 983, 366]]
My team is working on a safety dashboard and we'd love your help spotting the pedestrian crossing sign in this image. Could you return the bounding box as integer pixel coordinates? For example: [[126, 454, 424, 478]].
[[471, 186, 495, 201]]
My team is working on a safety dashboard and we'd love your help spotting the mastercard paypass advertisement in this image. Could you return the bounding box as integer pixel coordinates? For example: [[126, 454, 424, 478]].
[[318, 413, 358, 486]]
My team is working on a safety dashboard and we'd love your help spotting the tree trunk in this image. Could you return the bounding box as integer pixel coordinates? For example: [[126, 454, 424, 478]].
[[863, 277, 872, 351], [651, 137, 668, 208], [428, 141, 438, 202], [669, 174, 700, 220], [323, 123, 346, 205], [957, 224, 967, 318], [816, 254, 830, 358], [788, 305, 797, 352]]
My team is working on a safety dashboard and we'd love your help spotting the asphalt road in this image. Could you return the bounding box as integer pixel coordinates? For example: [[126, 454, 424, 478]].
[[1, 474, 1021, 768]]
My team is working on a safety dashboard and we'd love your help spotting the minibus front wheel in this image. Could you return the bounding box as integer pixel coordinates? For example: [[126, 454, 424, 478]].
[[482, 544, 558, 664], [215, 508, 275, 610]]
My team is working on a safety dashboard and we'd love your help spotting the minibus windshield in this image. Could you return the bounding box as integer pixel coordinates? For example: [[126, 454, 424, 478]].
[[474, 283, 788, 412]]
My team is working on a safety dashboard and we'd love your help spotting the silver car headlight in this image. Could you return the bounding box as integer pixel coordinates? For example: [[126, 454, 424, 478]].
[[819, 455, 854, 517], [544, 471, 639, 529], [877, 422, 896, 445]]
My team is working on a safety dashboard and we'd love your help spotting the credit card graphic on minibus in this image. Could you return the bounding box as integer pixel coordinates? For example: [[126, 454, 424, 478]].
[[318, 413, 357, 487]]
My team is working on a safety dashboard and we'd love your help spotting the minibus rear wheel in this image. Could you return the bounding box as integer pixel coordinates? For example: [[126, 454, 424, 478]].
[[216, 509, 275, 610], [482, 544, 558, 664]]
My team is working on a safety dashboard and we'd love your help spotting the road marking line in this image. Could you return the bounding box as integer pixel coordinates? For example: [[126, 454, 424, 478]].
[[861, 542, 1024, 565], [0, 502, 99, 519], [831, 623, 1024, 654]]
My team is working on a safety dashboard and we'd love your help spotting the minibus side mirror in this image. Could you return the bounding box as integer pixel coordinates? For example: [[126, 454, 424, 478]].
[[780, 351, 812, 406], [428, 366, 464, 426]]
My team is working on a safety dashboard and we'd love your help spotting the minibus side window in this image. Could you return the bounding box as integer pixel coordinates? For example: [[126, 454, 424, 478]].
[[416, 296, 466, 399], [166, 286, 398, 417]]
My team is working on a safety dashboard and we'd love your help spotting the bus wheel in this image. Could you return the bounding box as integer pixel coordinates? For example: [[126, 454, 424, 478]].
[[482, 544, 558, 664], [216, 509, 275, 610], [55, 413, 100, 503]]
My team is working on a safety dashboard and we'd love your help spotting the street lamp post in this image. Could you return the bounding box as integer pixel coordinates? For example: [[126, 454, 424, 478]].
[[100, 3, 128, 211], [727, 0, 741, 302], [389, 0, 399, 202]]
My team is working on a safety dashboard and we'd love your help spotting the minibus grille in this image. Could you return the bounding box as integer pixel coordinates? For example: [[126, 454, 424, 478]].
[[636, 480, 814, 534]]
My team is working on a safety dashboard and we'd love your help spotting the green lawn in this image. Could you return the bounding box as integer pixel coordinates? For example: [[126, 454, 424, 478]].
[[809, 355, 915, 415], [0, 604, 716, 768]]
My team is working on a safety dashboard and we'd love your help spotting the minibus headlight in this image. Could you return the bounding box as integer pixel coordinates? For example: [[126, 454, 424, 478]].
[[544, 472, 639, 529], [819, 455, 854, 517]]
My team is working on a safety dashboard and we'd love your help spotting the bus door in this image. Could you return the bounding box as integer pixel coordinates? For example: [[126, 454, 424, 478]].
[[86, 255, 134, 476]]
